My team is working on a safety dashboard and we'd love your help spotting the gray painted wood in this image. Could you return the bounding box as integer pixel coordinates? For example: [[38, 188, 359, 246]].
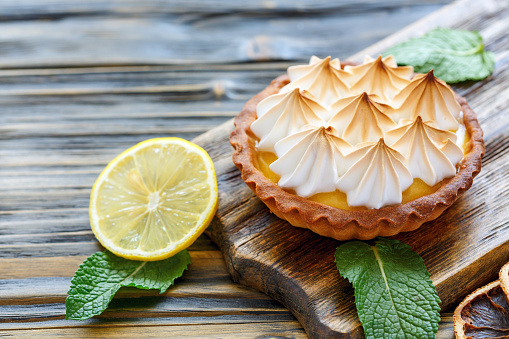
[[6, 0, 507, 337], [0, 1, 449, 68]]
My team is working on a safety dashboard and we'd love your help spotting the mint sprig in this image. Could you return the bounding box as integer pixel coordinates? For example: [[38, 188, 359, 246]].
[[384, 27, 495, 83], [335, 238, 440, 339], [66, 250, 190, 321]]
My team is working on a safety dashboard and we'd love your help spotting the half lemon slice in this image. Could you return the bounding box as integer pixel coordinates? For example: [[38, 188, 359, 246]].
[[90, 138, 218, 261]]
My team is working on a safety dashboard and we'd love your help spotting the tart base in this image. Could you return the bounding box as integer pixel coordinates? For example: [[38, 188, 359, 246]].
[[229, 66, 485, 240]]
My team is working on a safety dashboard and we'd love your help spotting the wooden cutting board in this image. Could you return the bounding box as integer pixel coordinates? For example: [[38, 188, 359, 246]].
[[192, 0, 509, 337]]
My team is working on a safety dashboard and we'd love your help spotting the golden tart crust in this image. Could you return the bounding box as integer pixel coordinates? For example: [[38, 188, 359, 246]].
[[229, 63, 485, 240]]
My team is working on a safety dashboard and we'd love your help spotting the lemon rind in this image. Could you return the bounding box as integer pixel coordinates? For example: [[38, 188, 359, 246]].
[[89, 137, 218, 261]]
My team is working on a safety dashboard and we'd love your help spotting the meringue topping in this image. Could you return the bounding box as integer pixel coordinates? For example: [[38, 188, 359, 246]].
[[251, 55, 467, 209], [270, 126, 353, 197], [390, 70, 461, 130], [328, 92, 397, 146], [251, 89, 328, 153], [336, 139, 413, 209], [287, 55, 341, 82], [385, 116, 463, 186], [280, 56, 351, 106], [343, 55, 413, 103], [385, 115, 458, 146]]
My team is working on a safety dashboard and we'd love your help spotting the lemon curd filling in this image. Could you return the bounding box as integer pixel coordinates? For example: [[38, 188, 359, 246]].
[[255, 129, 470, 210]]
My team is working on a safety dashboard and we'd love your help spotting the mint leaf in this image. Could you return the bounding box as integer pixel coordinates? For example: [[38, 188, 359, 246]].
[[384, 27, 495, 83], [335, 238, 440, 339], [66, 250, 190, 321]]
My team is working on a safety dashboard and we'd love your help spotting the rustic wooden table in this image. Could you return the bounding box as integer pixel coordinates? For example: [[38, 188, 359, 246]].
[[1, 0, 508, 338]]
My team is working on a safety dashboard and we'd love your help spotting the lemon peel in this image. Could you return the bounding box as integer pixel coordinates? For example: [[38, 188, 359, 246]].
[[90, 138, 218, 261]]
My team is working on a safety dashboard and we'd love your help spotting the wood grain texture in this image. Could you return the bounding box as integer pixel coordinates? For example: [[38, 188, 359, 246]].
[[194, 0, 509, 337], [1, 0, 503, 337], [0, 323, 307, 338], [0, 0, 449, 68]]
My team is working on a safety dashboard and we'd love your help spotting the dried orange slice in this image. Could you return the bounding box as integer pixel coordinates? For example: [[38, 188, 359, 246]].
[[500, 262, 509, 298], [453, 279, 509, 338]]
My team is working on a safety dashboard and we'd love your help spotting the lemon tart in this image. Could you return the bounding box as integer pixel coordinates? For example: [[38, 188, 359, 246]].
[[230, 56, 484, 240]]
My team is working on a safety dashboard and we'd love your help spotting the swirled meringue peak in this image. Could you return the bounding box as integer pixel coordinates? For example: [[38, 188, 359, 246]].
[[251, 88, 328, 153], [287, 55, 341, 81], [280, 56, 351, 106], [391, 70, 461, 131], [328, 92, 397, 146], [336, 139, 413, 209], [343, 55, 413, 103], [385, 116, 464, 186], [270, 125, 353, 197]]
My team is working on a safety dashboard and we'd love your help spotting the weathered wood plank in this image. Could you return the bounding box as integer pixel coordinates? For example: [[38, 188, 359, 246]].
[[1, 295, 287, 322], [1, 317, 305, 332], [0, 251, 225, 279], [437, 313, 455, 339], [0, 1, 451, 68], [0, 234, 218, 258], [0, 249, 299, 333], [0, 278, 265, 308], [0, 0, 452, 16], [0, 322, 307, 338]]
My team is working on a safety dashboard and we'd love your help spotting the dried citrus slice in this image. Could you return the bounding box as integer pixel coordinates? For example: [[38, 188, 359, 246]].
[[453, 280, 509, 338], [500, 262, 509, 298], [90, 138, 218, 261]]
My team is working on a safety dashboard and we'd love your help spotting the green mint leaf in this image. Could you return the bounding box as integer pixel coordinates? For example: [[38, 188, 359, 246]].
[[384, 27, 495, 83], [65, 250, 190, 321], [335, 238, 440, 339]]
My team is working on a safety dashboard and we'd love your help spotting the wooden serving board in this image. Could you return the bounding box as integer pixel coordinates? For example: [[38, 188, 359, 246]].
[[193, 0, 509, 337]]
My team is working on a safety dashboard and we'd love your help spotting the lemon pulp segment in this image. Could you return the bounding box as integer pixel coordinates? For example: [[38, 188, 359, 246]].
[[90, 138, 218, 261]]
